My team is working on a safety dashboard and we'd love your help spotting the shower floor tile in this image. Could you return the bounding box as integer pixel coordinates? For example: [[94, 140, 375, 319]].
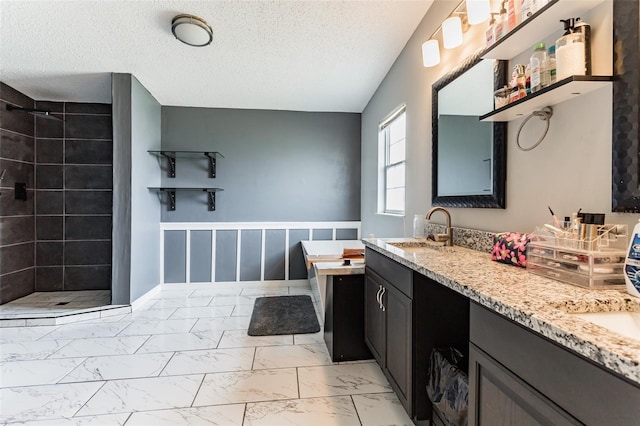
[[0, 290, 113, 324]]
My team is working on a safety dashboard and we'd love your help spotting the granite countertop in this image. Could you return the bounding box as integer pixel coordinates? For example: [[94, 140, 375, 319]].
[[363, 238, 640, 386]]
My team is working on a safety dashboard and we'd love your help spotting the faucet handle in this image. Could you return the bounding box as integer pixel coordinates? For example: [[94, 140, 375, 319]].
[[428, 233, 449, 243]]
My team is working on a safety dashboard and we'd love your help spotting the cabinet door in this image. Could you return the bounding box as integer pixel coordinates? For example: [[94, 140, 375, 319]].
[[364, 271, 385, 365], [384, 283, 412, 409], [469, 344, 580, 426]]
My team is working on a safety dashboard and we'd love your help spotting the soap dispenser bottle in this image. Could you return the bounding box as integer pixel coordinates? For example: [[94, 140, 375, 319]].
[[486, 13, 497, 47], [555, 18, 586, 81], [573, 18, 592, 75], [494, 1, 507, 40]]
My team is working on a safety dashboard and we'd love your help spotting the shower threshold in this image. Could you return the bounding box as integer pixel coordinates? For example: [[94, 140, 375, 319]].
[[0, 290, 130, 327]]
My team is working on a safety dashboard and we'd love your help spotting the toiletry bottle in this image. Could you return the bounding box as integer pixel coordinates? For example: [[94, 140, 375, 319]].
[[573, 18, 591, 75], [486, 14, 497, 47], [546, 45, 556, 84], [556, 19, 585, 81], [624, 219, 640, 298], [413, 214, 425, 238], [514, 64, 527, 99], [530, 42, 549, 93], [507, 0, 521, 31], [521, 0, 533, 22], [495, 2, 507, 40]]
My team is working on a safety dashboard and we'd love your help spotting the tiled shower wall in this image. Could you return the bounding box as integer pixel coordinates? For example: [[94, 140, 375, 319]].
[[34, 101, 113, 292], [0, 83, 36, 304], [0, 82, 113, 303]]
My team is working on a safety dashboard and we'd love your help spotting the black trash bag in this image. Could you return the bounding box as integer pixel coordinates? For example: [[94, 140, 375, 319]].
[[426, 347, 469, 426]]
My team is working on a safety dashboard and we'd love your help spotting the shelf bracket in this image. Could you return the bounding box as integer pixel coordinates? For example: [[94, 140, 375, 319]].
[[207, 191, 216, 211], [167, 190, 176, 211], [161, 152, 176, 178], [205, 153, 217, 178]]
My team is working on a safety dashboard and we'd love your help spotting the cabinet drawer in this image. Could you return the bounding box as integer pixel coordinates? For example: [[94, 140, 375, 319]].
[[365, 248, 412, 298], [470, 303, 640, 425]]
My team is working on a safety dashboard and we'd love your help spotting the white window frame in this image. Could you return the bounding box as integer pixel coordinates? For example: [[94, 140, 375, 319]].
[[377, 105, 406, 216]]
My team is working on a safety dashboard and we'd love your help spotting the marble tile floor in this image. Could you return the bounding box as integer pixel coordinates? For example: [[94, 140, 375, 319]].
[[0, 291, 113, 321], [0, 284, 414, 425]]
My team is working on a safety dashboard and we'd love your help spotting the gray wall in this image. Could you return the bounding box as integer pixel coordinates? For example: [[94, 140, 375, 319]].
[[438, 114, 492, 196], [0, 83, 35, 304], [130, 77, 161, 301], [160, 107, 361, 222], [159, 107, 361, 282], [361, 1, 639, 238], [111, 74, 161, 304]]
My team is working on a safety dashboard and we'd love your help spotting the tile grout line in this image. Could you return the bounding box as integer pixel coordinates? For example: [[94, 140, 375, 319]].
[[70, 379, 108, 419], [62, 102, 66, 291], [157, 351, 178, 377], [296, 366, 301, 399], [132, 334, 154, 355], [54, 356, 90, 384], [189, 373, 207, 408], [250, 344, 257, 371], [349, 394, 365, 426]]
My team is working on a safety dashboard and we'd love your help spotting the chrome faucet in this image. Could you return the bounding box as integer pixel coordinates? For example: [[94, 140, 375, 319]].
[[426, 207, 453, 246]]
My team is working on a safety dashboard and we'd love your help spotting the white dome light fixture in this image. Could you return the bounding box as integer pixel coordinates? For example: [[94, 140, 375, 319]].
[[171, 14, 213, 47]]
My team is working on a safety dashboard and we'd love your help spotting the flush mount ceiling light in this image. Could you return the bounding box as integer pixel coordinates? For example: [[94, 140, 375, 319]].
[[171, 14, 213, 47]]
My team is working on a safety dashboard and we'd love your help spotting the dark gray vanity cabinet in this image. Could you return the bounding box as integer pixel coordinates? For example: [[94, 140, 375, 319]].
[[364, 270, 387, 363], [469, 344, 579, 425], [469, 303, 640, 425], [365, 248, 471, 422], [364, 249, 414, 416]]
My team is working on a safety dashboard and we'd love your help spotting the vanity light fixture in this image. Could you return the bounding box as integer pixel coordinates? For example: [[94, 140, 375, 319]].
[[442, 16, 464, 49], [422, 39, 441, 67], [421, 0, 489, 68], [466, 0, 491, 25], [171, 14, 213, 47]]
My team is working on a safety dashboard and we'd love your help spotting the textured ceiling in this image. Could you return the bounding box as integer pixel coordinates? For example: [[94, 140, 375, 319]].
[[0, 0, 433, 112]]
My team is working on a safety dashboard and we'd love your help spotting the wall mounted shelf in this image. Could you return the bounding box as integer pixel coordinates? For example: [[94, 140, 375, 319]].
[[148, 187, 223, 211], [480, 0, 607, 60], [480, 75, 612, 122], [148, 150, 223, 178]]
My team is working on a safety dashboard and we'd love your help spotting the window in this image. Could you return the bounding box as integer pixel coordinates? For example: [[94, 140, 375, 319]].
[[379, 106, 406, 215]]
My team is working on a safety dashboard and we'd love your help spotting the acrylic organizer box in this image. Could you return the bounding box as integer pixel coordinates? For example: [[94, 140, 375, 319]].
[[527, 223, 628, 289]]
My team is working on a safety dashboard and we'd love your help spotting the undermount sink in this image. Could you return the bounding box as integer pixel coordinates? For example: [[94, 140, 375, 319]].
[[386, 240, 455, 253], [573, 311, 640, 341]]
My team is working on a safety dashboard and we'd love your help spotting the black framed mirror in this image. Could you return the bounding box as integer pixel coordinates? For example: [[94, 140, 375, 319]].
[[612, 0, 640, 212], [432, 51, 507, 208]]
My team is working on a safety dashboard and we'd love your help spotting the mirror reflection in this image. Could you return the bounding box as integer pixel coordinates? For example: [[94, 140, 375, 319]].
[[437, 60, 495, 196], [431, 54, 507, 208]]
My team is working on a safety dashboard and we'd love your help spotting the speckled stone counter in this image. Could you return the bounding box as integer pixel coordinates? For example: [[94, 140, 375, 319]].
[[363, 238, 640, 386]]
